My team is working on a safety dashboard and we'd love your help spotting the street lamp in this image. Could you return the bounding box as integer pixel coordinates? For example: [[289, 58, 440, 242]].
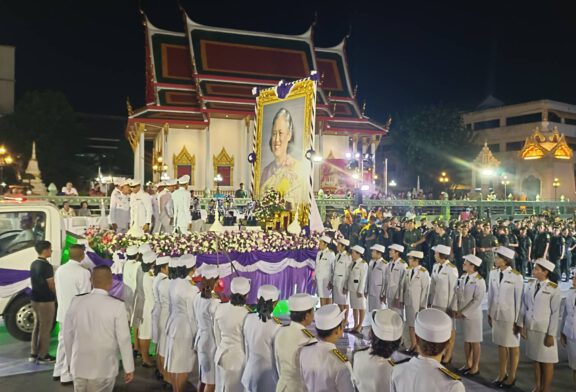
[[501, 174, 510, 200], [389, 180, 397, 187], [0, 145, 14, 193], [152, 155, 168, 181], [438, 171, 450, 184], [552, 177, 560, 201], [214, 173, 223, 194]]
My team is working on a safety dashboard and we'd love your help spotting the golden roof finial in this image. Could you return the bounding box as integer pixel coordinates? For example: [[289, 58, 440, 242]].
[[126, 97, 134, 116]]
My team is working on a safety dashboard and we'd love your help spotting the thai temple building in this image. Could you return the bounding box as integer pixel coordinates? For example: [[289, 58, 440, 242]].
[[126, 9, 388, 195]]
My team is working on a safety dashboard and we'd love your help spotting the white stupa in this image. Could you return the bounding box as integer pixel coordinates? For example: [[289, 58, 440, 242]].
[[26, 142, 47, 195]]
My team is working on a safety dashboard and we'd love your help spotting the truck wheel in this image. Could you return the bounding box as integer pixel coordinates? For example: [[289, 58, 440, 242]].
[[4, 295, 35, 341]]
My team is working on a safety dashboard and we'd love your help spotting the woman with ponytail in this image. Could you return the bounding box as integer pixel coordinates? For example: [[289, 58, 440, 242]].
[[193, 265, 221, 392], [241, 285, 282, 392]]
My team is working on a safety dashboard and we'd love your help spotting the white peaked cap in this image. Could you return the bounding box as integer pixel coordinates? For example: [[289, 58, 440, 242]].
[[288, 293, 318, 312], [257, 284, 280, 302], [178, 175, 190, 184], [351, 245, 365, 255], [138, 243, 152, 255], [168, 257, 179, 268], [389, 244, 405, 253], [370, 309, 404, 341], [200, 264, 219, 279], [463, 254, 482, 267], [320, 235, 332, 244], [407, 250, 424, 259], [535, 258, 556, 273], [230, 276, 251, 295], [157, 181, 167, 187], [129, 179, 141, 187], [166, 179, 177, 186], [126, 245, 139, 257], [415, 308, 452, 343], [119, 178, 131, 187], [496, 246, 515, 260], [142, 251, 157, 264], [337, 238, 350, 247], [432, 244, 451, 256], [370, 244, 386, 254], [179, 254, 196, 269], [315, 304, 345, 330], [156, 256, 170, 266]]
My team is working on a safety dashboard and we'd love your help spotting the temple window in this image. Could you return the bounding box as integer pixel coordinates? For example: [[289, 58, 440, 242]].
[[173, 146, 195, 185], [213, 147, 234, 187]]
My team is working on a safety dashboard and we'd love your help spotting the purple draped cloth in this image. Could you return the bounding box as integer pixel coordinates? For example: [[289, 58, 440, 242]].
[[0, 268, 30, 285]]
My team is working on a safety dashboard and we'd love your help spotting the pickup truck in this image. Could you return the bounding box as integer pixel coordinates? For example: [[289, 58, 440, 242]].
[[0, 199, 67, 341]]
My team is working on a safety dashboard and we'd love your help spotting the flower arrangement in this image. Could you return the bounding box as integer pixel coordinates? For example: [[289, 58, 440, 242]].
[[253, 188, 287, 222], [85, 227, 320, 257]]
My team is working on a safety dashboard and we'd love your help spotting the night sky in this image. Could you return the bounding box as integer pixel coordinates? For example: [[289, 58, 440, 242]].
[[1, 0, 575, 124]]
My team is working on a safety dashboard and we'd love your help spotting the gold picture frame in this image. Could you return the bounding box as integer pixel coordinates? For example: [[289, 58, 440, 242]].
[[252, 78, 316, 205]]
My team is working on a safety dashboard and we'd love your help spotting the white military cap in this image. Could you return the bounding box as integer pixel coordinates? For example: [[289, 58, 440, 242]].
[[126, 245, 139, 257], [463, 254, 482, 267], [370, 309, 403, 341], [257, 284, 280, 302], [337, 238, 350, 247], [157, 181, 167, 187], [351, 245, 365, 255], [142, 251, 157, 264], [129, 179, 141, 187], [315, 304, 345, 330], [178, 175, 190, 185], [432, 244, 451, 256], [138, 243, 152, 255], [288, 293, 318, 312], [200, 264, 219, 279], [535, 258, 556, 273], [119, 178, 131, 187], [156, 255, 170, 266], [166, 179, 177, 186], [230, 276, 251, 295], [407, 250, 424, 259], [320, 235, 332, 244], [168, 257, 179, 268], [180, 254, 196, 269], [496, 246, 515, 260], [370, 244, 386, 254], [415, 308, 452, 343], [389, 244, 405, 253]]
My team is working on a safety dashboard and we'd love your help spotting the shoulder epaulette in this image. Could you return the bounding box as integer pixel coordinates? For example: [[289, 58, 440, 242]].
[[547, 282, 558, 289], [448, 263, 456, 268], [406, 266, 413, 270], [395, 357, 411, 365], [211, 292, 220, 299], [419, 267, 427, 272], [302, 328, 315, 338], [439, 367, 461, 380], [399, 259, 406, 264], [273, 316, 282, 325], [388, 359, 396, 366], [331, 348, 349, 363], [304, 341, 317, 347], [511, 269, 521, 275], [245, 305, 255, 312], [476, 275, 483, 280], [75, 292, 89, 297]]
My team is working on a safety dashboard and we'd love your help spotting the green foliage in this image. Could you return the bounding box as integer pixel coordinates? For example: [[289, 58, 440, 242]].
[[392, 105, 474, 186]]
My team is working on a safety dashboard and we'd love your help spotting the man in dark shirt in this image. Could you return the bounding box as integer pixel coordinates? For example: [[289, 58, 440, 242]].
[[549, 225, 565, 275], [562, 227, 575, 281], [29, 240, 56, 364], [234, 182, 248, 198], [516, 227, 532, 277], [477, 222, 499, 278]]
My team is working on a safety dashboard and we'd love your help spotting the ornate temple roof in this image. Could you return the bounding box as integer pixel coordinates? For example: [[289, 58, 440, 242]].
[[473, 142, 500, 167], [520, 127, 573, 160], [127, 7, 388, 136]]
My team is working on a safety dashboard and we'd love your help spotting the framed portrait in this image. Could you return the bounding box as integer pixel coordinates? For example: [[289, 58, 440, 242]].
[[252, 78, 317, 213]]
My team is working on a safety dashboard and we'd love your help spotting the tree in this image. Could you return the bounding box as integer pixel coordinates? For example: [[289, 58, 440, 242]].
[[391, 104, 474, 191]]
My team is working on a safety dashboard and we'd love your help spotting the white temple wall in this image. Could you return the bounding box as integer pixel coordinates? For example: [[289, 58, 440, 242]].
[[165, 128, 206, 190]]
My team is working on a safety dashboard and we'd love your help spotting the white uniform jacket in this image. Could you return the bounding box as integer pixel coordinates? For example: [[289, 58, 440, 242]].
[[452, 272, 485, 320], [172, 187, 191, 233], [518, 279, 561, 334], [109, 188, 130, 232], [129, 190, 152, 230], [429, 261, 458, 312], [55, 260, 91, 323], [487, 267, 524, 323], [299, 340, 354, 392], [274, 322, 317, 392]]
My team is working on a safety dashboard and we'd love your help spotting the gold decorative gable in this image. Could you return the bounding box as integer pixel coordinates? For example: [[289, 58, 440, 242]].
[[213, 147, 234, 187], [520, 127, 573, 160], [173, 146, 195, 185], [473, 142, 500, 167]]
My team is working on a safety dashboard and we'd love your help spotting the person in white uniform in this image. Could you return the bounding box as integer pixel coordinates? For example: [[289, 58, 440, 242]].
[[354, 309, 407, 392], [452, 254, 485, 376], [366, 244, 388, 313], [138, 250, 157, 368], [151, 256, 169, 346], [172, 175, 192, 234], [518, 258, 561, 392], [274, 293, 318, 392], [109, 178, 131, 233], [391, 308, 464, 392], [164, 254, 200, 392], [299, 304, 354, 392], [64, 266, 135, 392], [156, 256, 177, 385], [194, 264, 221, 392], [487, 246, 523, 388], [157, 180, 175, 233], [121, 245, 139, 320], [331, 239, 352, 323], [53, 244, 92, 385], [384, 244, 407, 316], [242, 284, 283, 392], [402, 250, 430, 353], [315, 235, 335, 306], [561, 268, 576, 383], [348, 245, 368, 334], [128, 180, 152, 236], [214, 276, 251, 392], [129, 243, 149, 358], [428, 244, 458, 364]]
